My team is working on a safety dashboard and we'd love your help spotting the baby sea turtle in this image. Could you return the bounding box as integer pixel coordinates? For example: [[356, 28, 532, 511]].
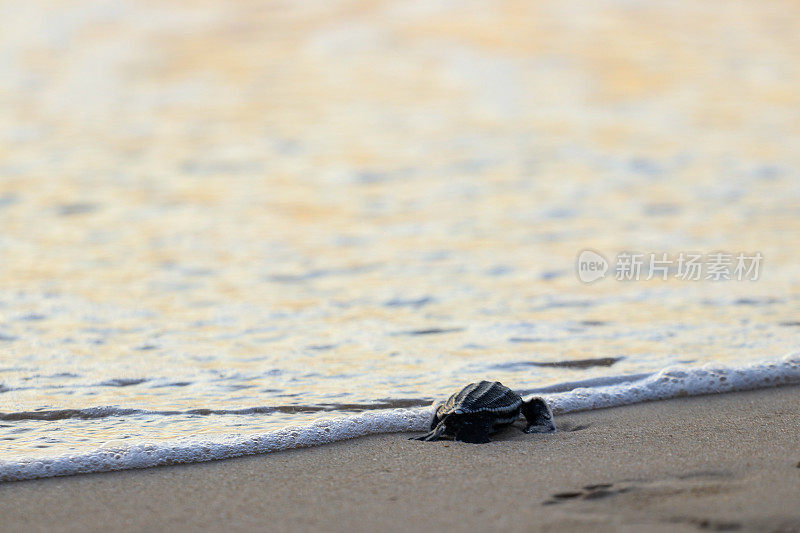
[[412, 381, 555, 443]]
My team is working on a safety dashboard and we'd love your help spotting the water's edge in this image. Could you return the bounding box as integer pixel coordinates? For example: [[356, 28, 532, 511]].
[[2, 353, 797, 483]]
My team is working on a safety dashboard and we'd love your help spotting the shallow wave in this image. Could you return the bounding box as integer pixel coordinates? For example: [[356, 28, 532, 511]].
[[1, 353, 798, 483], [544, 353, 800, 413], [0, 399, 431, 421]]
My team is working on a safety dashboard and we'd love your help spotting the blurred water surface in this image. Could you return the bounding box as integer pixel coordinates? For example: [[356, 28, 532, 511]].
[[1, 0, 799, 458]]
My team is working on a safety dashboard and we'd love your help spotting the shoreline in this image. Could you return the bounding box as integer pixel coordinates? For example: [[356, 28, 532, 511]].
[[4, 355, 798, 483], [3, 386, 799, 532]]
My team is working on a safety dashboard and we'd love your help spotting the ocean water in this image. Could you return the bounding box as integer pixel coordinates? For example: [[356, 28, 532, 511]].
[[2, 0, 800, 480]]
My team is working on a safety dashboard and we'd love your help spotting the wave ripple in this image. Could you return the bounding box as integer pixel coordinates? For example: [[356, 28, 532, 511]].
[[1, 353, 798, 483]]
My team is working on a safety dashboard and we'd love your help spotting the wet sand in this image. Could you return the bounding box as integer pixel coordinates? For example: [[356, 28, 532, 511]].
[[3, 385, 799, 532]]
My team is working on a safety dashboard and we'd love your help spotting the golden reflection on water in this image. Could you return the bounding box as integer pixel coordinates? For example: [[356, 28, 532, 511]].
[[1, 0, 800, 454]]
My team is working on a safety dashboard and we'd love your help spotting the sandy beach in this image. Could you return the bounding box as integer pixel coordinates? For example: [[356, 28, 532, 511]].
[[3, 385, 798, 533]]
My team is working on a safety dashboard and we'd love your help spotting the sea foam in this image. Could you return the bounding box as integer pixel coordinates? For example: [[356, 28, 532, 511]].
[[1, 353, 798, 482]]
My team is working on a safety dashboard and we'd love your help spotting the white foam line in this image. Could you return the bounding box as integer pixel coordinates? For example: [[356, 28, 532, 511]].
[[0, 407, 434, 483], [2, 353, 798, 482], [543, 352, 800, 413]]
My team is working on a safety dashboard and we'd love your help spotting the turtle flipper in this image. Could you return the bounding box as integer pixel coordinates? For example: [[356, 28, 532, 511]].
[[453, 413, 493, 444], [410, 420, 448, 441], [521, 397, 556, 433]]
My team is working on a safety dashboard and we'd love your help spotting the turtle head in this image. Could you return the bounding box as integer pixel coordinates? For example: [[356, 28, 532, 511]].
[[521, 397, 556, 433]]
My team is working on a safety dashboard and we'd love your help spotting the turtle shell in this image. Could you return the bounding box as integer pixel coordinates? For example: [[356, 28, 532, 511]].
[[436, 381, 523, 421]]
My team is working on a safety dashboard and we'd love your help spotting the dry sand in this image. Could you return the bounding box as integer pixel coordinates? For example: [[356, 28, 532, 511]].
[[2, 386, 799, 533]]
